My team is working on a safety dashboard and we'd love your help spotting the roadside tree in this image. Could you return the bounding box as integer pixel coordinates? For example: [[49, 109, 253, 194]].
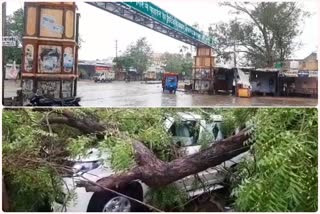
[[209, 2, 310, 67]]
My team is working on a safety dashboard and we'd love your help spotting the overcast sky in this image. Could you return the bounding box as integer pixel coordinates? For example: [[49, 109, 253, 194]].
[[5, 0, 319, 60]]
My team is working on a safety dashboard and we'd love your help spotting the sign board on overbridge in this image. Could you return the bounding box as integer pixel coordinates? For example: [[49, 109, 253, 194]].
[[122, 2, 214, 47]]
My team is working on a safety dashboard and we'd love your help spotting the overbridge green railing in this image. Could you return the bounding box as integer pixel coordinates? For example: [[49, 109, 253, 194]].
[[122, 2, 214, 47]]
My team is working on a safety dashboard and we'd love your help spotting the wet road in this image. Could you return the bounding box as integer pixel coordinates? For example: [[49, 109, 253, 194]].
[[3, 80, 317, 107], [77, 81, 317, 107]]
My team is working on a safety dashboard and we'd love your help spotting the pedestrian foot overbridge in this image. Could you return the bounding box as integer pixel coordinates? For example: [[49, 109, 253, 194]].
[[86, 2, 215, 48], [20, 2, 216, 106]]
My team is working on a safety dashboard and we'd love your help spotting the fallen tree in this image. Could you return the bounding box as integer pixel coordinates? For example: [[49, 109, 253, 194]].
[[47, 110, 252, 191], [3, 108, 317, 212]]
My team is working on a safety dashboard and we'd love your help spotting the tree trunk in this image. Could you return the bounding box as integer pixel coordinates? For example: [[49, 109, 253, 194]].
[[48, 110, 252, 192], [2, 177, 10, 211]]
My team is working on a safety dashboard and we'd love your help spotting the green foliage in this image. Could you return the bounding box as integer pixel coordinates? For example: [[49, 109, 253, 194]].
[[234, 108, 317, 211], [3, 108, 317, 212], [79, 68, 89, 79], [4, 168, 63, 212], [113, 37, 153, 73], [138, 126, 172, 160], [210, 2, 310, 66], [67, 136, 96, 158], [198, 129, 214, 149], [220, 110, 236, 137], [99, 109, 173, 161], [4, 8, 24, 64], [2, 109, 74, 211], [109, 142, 134, 172], [161, 49, 193, 78], [146, 184, 188, 211]]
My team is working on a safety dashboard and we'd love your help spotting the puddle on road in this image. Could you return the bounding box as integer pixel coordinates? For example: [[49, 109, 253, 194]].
[[77, 81, 318, 107], [4, 80, 317, 107]]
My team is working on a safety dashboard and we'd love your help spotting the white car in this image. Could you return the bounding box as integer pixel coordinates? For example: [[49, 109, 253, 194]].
[[93, 71, 115, 83], [53, 113, 248, 212]]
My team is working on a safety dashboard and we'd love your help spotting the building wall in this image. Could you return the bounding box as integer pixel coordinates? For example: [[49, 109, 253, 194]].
[[303, 60, 318, 71], [194, 80, 212, 91], [294, 77, 318, 95], [283, 53, 318, 71], [250, 72, 277, 94], [78, 64, 95, 79], [214, 70, 234, 92]]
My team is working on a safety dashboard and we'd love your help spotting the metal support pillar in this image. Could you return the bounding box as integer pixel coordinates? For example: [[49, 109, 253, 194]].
[[192, 46, 215, 94]]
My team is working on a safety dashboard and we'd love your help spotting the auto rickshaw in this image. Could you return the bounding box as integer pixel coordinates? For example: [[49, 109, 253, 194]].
[[162, 72, 179, 94]]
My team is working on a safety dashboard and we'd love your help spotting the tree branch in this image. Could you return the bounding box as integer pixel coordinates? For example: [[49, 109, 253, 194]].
[[46, 110, 106, 135], [78, 128, 252, 192], [40, 110, 253, 193]]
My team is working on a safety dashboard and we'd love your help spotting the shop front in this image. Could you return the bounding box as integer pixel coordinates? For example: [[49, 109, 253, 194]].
[[279, 70, 318, 98]]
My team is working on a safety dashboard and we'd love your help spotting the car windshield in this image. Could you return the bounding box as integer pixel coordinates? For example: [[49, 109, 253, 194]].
[[167, 76, 177, 82], [170, 121, 199, 144]]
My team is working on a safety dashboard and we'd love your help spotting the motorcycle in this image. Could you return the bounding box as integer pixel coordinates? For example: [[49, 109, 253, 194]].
[[27, 94, 81, 106]]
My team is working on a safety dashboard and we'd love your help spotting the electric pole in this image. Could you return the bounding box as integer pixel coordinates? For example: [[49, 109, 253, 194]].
[[233, 41, 237, 67], [115, 40, 118, 59], [2, 2, 7, 104], [233, 17, 238, 68]]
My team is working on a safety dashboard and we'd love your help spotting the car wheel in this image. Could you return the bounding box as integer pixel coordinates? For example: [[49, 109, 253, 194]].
[[104, 195, 132, 212], [87, 183, 144, 212]]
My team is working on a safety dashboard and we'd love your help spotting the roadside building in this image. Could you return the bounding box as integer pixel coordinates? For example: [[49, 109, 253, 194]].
[[279, 52, 318, 97], [207, 66, 280, 96], [78, 60, 113, 80], [232, 67, 279, 96], [78, 60, 96, 79], [144, 53, 165, 80], [249, 68, 279, 96], [192, 48, 215, 93], [213, 67, 234, 94]]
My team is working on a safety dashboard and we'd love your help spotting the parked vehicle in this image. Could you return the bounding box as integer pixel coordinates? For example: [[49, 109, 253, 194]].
[[144, 71, 157, 81], [162, 72, 179, 94], [52, 112, 248, 212], [27, 94, 81, 106], [93, 71, 115, 83]]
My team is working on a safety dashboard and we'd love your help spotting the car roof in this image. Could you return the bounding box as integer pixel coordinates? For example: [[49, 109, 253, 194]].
[[176, 112, 202, 120]]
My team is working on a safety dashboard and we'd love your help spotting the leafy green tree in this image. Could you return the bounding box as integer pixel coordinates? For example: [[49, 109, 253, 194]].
[[161, 47, 193, 78], [233, 108, 317, 211], [128, 37, 153, 74], [113, 55, 134, 72], [162, 53, 183, 72], [209, 2, 310, 67], [113, 37, 152, 76], [4, 8, 24, 64]]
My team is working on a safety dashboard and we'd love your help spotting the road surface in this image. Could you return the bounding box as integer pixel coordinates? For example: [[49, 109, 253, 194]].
[[4, 80, 318, 107]]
